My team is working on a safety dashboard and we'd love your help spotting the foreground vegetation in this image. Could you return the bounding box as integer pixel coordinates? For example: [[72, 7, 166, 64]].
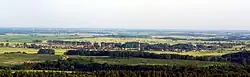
[[1, 68, 250, 77], [0, 57, 246, 77]]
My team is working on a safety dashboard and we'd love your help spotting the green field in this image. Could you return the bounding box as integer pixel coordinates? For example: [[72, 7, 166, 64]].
[[0, 54, 59, 66], [148, 50, 240, 56], [94, 58, 230, 66], [0, 47, 69, 55], [0, 54, 230, 67], [68, 56, 231, 67]]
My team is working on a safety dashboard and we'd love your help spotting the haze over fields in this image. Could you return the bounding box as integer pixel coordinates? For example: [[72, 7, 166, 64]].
[[0, 0, 250, 30]]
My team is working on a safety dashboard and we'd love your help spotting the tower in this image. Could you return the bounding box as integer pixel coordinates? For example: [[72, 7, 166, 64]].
[[138, 40, 141, 51]]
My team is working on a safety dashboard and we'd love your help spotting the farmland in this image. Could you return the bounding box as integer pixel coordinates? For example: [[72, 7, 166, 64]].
[[1, 0, 250, 75], [0, 48, 69, 55], [0, 32, 247, 56], [0, 47, 240, 56], [79, 57, 231, 66], [0, 34, 82, 43], [0, 28, 250, 76], [148, 50, 240, 56], [0, 34, 187, 44], [1, 32, 244, 57], [0, 54, 230, 67], [0, 54, 59, 66]]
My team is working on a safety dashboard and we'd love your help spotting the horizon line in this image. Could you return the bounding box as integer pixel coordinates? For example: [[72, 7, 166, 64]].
[[0, 26, 250, 31]]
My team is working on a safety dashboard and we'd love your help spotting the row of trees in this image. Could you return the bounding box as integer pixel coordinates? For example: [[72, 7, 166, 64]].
[[3, 51, 27, 54], [64, 49, 250, 65], [0, 43, 9, 47], [1, 40, 245, 52], [37, 49, 55, 55]]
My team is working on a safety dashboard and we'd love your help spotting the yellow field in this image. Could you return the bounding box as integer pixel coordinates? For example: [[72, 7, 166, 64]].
[[5, 33, 27, 36]]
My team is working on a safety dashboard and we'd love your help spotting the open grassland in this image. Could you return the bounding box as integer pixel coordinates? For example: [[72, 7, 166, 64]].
[[0, 47, 69, 55], [148, 50, 240, 56], [0, 54, 230, 67], [0, 54, 59, 66], [0, 48, 37, 54], [69, 56, 231, 67]]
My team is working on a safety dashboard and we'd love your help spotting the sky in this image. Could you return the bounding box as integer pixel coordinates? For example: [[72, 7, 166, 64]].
[[0, 0, 250, 30]]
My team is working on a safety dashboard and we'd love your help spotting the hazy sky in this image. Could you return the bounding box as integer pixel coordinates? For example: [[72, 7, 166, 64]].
[[0, 0, 250, 30]]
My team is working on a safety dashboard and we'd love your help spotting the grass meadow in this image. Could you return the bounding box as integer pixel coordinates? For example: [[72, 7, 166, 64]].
[[0, 54, 230, 67], [67, 56, 231, 67], [148, 50, 240, 56], [0, 47, 69, 55], [0, 54, 59, 66]]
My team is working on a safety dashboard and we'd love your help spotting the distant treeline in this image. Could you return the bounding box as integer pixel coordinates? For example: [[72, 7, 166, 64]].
[[47, 40, 244, 51], [100, 35, 150, 38], [2, 41, 245, 52], [64, 49, 250, 65], [157, 36, 250, 41]]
